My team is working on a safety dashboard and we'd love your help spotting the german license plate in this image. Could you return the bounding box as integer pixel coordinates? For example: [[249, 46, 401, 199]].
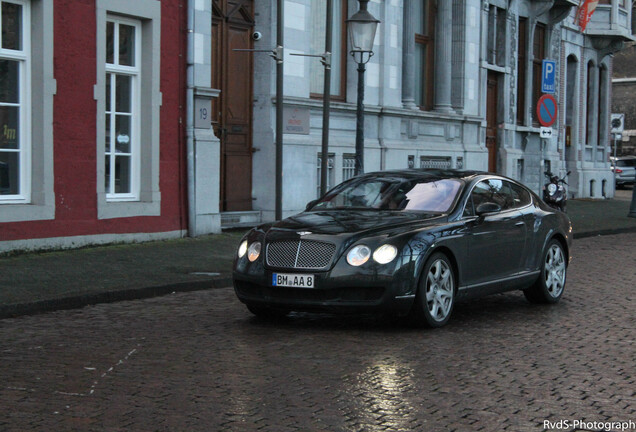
[[272, 273, 314, 288]]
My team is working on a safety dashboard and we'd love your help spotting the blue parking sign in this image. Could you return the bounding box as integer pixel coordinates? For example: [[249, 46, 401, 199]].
[[541, 60, 556, 94]]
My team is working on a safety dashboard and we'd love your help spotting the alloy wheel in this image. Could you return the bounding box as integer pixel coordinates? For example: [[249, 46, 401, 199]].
[[426, 259, 454, 322], [544, 244, 566, 298]]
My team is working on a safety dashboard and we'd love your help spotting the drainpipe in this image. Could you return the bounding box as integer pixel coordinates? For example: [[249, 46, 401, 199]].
[[185, 1, 196, 236]]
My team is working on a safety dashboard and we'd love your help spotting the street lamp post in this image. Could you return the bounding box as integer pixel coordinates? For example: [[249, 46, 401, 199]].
[[347, 0, 379, 176]]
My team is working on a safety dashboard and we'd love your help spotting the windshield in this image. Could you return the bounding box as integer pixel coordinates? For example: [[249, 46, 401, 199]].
[[615, 159, 636, 168], [310, 177, 463, 213]]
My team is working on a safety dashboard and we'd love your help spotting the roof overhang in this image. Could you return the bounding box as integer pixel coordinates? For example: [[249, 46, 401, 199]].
[[588, 31, 636, 58], [554, 0, 578, 7], [587, 30, 636, 43], [544, 0, 579, 24]]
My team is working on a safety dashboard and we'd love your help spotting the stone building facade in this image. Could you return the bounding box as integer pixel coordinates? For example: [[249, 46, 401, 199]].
[[5, 1, 630, 252], [611, 1, 636, 157], [185, 0, 633, 233]]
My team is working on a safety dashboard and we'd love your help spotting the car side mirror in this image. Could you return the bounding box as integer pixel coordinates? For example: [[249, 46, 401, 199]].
[[475, 202, 502, 216], [305, 199, 318, 211]]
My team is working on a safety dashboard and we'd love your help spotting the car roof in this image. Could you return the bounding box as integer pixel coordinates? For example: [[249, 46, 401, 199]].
[[358, 168, 487, 182]]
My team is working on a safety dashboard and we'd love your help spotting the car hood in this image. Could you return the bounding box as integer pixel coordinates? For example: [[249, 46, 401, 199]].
[[263, 210, 445, 239]]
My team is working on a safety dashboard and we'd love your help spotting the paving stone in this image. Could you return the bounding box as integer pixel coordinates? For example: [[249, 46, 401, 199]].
[[0, 233, 634, 431]]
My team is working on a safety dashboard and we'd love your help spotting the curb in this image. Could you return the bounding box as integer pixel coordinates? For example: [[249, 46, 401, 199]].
[[0, 276, 233, 320], [3, 226, 636, 320], [573, 226, 636, 239]]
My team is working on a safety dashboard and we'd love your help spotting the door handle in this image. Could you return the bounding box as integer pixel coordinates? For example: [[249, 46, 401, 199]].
[[515, 222, 525, 227]]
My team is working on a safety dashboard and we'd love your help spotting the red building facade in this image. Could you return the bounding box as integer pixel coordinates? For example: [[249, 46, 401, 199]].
[[0, 0, 188, 252]]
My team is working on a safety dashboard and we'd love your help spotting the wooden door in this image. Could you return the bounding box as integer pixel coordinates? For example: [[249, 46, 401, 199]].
[[212, 0, 254, 211], [486, 71, 499, 173]]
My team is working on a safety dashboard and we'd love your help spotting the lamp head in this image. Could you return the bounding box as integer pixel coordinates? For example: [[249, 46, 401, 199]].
[[346, 0, 380, 64]]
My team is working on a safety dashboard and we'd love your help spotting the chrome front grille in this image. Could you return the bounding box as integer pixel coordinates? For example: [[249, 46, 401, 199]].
[[266, 240, 336, 270]]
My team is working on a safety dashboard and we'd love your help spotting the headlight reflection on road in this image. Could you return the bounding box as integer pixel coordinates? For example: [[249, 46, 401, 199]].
[[344, 360, 417, 430]]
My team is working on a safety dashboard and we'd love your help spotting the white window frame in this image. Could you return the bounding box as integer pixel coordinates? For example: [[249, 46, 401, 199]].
[[95, 0, 161, 220], [0, 0, 55, 224], [0, 0, 31, 204], [104, 16, 141, 202]]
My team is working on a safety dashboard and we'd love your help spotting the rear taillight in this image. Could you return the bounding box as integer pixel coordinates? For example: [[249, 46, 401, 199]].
[[615, 168, 623, 174]]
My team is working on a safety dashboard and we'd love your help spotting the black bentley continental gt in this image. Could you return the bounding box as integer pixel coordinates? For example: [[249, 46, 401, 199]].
[[233, 169, 572, 327]]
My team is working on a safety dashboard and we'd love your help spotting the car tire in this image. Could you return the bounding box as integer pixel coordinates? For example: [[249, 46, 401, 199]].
[[524, 239, 567, 304], [246, 305, 289, 321], [409, 252, 456, 328]]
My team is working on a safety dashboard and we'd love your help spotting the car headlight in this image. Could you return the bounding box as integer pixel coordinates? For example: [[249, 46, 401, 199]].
[[547, 183, 557, 195], [347, 245, 371, 266], [373, 244, 398, 264], [238, 240, 248, 258], [247, 242, 261, 262]]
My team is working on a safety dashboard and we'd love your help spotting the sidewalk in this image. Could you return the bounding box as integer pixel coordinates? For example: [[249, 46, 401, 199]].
[[1, 192, 635, 319], [567, 187, 636, 237], [0, 231, 246, 319]]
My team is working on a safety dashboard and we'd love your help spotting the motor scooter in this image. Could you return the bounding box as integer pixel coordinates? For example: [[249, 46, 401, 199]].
[[543, 171, 571, 212]]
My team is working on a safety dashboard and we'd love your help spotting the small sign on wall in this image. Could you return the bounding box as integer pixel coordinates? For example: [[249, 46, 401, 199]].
[[611, 113, 624, 134], [283, 106, 310, 135], [540, 127, 553, 139], [536, 94, 558, 127], [194, 97, 212, 129], [541, 60, 556, 94]]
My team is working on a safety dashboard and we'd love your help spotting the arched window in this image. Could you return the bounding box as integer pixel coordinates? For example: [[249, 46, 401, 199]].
[[597, 64, 609, 148], [531, 22, 546, 126], [586, 61, 597, 146], [565, 55, 578, 150], [516, 17, 527, 125]]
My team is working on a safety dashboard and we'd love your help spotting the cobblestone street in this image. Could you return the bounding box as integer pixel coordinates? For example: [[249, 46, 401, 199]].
[[1, 233, 635, 432]]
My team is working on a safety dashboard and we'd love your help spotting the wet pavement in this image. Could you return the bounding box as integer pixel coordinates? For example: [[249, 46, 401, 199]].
[[2, 189, 636, 319], [1, 233, 634, 432]]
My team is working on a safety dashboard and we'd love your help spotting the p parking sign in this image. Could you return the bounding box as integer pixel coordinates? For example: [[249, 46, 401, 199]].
[[541, 60, 556, 94]]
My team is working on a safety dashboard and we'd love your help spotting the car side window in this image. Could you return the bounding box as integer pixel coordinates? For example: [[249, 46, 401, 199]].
[[463, 179, 514, 216], [463, 195, 475, 217], [509, 182, 531, 208]]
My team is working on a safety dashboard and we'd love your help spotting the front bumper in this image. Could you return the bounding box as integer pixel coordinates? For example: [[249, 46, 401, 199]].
[[615, 177, 635, 185], [613, 170, 635, 185], [233, 256, 418, 316]]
